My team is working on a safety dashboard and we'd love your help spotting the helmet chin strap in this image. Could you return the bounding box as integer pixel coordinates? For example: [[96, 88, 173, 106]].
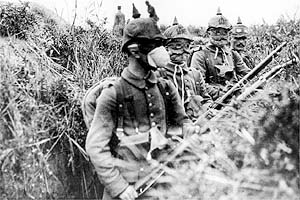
[[135, 55, 156, 72]]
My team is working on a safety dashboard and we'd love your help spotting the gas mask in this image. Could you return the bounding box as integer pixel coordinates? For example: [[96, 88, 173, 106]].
[[231, 37, 246, 51], [209, 28, 230, 47], [166, 39, 191, 64], [147, 46, 171, 69]]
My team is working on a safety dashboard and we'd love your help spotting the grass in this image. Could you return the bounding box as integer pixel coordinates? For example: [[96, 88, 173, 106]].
[[0, 1, 299, 199]]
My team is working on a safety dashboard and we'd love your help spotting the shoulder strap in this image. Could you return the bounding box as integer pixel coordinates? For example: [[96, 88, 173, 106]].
[[115, 78, 148, 160], [115, 77, 139, 133], [121, 79, 139, 133], [114, 77, 125, 137]]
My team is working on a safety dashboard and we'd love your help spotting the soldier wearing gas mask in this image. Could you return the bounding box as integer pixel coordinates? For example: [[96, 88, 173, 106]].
[[157, 24, 213, 120], [190, 8, 250, 100], [230, 17, 255, 69], [86, 18, 200, 200]]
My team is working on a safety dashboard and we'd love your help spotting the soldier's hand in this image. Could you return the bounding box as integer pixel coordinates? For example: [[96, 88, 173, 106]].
[[119, 185, 138, 200], [183, 123, 200, 138]]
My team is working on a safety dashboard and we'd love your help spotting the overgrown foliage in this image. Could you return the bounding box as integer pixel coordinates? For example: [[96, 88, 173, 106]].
[[0, 2, 37, 39], [0, 2, 299, 200]]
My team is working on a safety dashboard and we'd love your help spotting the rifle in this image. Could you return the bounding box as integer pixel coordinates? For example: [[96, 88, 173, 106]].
[[211, 42, 287, 110], [236, 56, 298, 101], [134, 43, 298, 196], [210, 53, 299, 122], [134, 134, 203, 196]]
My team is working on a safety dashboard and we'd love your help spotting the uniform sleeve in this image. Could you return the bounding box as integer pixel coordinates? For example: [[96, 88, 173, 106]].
[[232, 51, 251, 76], [190, 50, 207, 75], [190, 51, 222, 100], [194, 69, 213, 104], [166, 80, 191, 126], [85, 86, 129, 198]]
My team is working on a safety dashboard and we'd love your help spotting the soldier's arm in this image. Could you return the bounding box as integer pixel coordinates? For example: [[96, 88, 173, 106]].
[[121, 14, 126, 26], [232, 51, 251, 76], [85, 86, 129, 198], [113, 15, 118, 27], [193, 69, 213, 104], [166, 81, 201, 137], [190, 50, 207, 75], [148, 6, 155, 16]]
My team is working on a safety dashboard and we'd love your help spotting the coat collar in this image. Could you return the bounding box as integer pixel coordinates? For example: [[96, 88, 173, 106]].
[[163, 62, 189, 74], [206, 42, 231, 55], [121, 67, 158, 89]]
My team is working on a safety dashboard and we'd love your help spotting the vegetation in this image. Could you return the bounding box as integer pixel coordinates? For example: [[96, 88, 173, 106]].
[[0, 2, 299, 199]]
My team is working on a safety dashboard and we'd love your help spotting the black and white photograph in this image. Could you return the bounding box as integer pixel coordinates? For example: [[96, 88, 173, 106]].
[[0, 0, 299, 199]]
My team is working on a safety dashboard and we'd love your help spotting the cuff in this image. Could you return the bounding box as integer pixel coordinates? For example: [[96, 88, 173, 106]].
[[106, 175, 129, 198]]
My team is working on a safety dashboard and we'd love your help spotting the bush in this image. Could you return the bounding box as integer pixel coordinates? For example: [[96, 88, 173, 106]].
[[0, 3, 300, 199], [0, 2, 37, 39]]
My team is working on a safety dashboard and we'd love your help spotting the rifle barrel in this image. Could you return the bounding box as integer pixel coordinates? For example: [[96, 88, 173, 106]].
[[212, 42, 287, 108], [237, 58, 296, 101], [246, 42, 287, 80]]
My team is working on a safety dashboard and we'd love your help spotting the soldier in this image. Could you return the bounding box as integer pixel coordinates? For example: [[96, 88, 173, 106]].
[[86, 18, 200, 200], [113, 6, 126, 37], [157, 24, 213, 120], [145, 1, 159, 22], [190, 8, 250, 100], [230, 17, 255, 69]]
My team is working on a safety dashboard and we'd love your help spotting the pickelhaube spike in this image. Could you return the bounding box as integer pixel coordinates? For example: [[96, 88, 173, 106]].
[[173, 16, 178, 25], [237, 16, 242, 24], [132, 3, 141, 19], [217, 7, 222, 15]]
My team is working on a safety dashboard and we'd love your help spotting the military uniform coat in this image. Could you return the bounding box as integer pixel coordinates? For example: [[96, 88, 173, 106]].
[[85, 68, 190, 199], [156, 62, 213, 119], [190, 43, 250, 100]]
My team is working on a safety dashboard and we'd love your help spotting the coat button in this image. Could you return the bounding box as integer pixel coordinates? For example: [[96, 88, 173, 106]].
[[145, 86, 149, 90], [149, 103, 153, 107], [151, 122, 156, 127], [150, 113, 154, 117], [147, 94, 151, 98]]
